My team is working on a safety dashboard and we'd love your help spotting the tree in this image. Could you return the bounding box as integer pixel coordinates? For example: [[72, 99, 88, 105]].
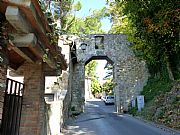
[[38, 0, 84, 46], [85, 60, 102, 96], [102, 78, 114, 95], [103, 62, 113, 79], [39, 0, 110, 44], [91, 78, 101, 95], [85, 60, 97, 77], [107, 0, 129, 34], [108, 0, 180, 80], [102, 61, 114, 94], [68, 7, 108, 34]]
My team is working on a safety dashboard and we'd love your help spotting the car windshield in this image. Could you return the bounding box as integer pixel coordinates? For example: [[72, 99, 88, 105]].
[[107, 96, 114, 99]]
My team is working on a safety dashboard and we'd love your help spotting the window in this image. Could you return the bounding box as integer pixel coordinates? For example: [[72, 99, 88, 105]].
[[44, 93, 54, 102], [95, 36, 104, 49]]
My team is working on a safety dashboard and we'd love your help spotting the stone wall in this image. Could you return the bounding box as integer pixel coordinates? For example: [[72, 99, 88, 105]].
[[0, 66, 7, 91], [0, 65, 7, 125], [71, 34, 149, 113], [71, 63, 85, 114]]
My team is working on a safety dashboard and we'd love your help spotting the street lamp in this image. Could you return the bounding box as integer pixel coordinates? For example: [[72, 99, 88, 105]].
[[80, 43, 87, 51]]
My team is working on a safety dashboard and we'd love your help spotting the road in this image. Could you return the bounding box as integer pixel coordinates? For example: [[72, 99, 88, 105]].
[[63, 99, 180, 135]]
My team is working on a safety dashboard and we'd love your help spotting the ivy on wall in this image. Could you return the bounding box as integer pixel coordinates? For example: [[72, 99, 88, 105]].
[[0, 13, 8, 66]]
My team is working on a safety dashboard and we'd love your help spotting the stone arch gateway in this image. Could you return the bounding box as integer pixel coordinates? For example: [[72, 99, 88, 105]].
[[70, 34, 149, 114]]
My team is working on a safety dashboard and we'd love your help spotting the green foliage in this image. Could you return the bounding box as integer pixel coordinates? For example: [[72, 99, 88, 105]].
[[108, 0, 180, 79], [103, 62, 113, 79], [141, 77, 173, 102], [170, 53, 180, 79], [39, 0, 109, 45], [68, 7, 108, 34], [128, 79, 180, 130], [85, 60, 97, 77], [128, 106, 138, 116], [0, 15, 8, 45], [91, 78, 102, 95], [38, 0, 78, 45], [128, 76, 174, 115], [85, 60, 114, 95], [107, 1, 130, 34], [100, 61, 114, 94], [137, 80, 180, 129], [85, 60, 101, 95], [0, 15, 8, 66], [108, 0, 180, 129], [73, 1, 82, 11], [102, 78, 114, 94]]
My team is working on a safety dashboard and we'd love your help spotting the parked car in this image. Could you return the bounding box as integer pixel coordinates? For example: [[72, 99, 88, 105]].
[[104, 95, 114, 105]]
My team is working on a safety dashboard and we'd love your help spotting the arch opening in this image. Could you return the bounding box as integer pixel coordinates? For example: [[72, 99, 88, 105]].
[[84, 57, 116, 113]]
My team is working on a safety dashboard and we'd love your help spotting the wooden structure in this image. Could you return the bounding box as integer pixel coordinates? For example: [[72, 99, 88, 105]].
[[0, 0, 67, 72]]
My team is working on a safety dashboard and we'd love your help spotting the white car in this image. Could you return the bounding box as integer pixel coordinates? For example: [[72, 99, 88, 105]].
[[104, 95, 114, 105]]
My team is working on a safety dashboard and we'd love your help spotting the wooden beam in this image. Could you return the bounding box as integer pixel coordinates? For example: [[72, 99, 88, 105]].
[[11, 33, 42, 59], [2, 0, 51, 33], [4, 0, 45, 34], [11, 34, 56, 69], [8, 40, 34, 63], [12, 33, 37, 47]]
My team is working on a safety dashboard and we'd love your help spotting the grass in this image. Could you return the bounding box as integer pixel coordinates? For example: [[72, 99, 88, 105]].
[[141, 77, 173, 103]]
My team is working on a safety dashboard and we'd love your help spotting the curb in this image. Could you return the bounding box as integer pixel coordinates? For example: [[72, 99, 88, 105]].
[[126, 114, 180, 135]]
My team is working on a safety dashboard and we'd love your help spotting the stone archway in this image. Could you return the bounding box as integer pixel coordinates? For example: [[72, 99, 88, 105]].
[[71, 34, 149, 114]]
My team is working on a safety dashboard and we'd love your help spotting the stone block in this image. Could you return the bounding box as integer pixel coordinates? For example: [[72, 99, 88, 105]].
[[12, 33, 37, 47], [5, 6, 32, 33]]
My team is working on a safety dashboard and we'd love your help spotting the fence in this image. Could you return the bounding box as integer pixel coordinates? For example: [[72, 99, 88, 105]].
[[1, 78, 24, 135]]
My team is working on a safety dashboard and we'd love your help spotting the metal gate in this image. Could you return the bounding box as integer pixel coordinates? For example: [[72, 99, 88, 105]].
[[1, 78, 24, 135]]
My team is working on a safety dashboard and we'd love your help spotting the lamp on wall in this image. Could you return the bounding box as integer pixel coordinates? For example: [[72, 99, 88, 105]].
[[80, 43, 87, 51]]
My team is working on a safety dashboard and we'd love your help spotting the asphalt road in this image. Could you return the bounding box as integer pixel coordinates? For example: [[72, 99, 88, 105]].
[[63, 99, 180, 135]]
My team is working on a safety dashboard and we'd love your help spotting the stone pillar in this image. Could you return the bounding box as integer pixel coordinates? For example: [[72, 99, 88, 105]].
[[0, 64, 7, 122], [0, 49, 8, 93], [0, 65, 7, 89], [20, 61, 46, 135], [114, 64, 124, 114], [71, 62, 85, 114], [0, 57, 8, 116]]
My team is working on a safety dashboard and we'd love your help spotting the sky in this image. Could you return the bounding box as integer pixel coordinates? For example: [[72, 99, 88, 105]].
[[74, 0, 111, 82], [96, 60, 108, 84], [74, 0, 112, 32]]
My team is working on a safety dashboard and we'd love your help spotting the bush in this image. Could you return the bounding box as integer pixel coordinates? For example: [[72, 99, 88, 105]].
[[141, 77, 173, 102], [128, 107, 138, 116]]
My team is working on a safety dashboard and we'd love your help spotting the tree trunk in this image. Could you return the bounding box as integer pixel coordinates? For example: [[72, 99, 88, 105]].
[[166, 59, 174, 81]]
